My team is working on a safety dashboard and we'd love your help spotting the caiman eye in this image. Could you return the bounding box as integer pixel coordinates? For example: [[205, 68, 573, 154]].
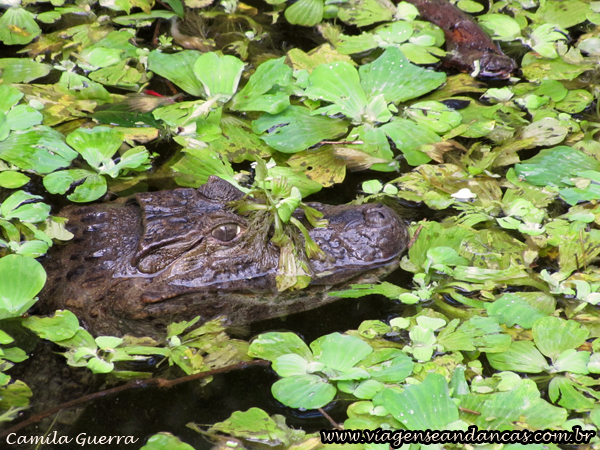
[[211, 223, 241, 242]]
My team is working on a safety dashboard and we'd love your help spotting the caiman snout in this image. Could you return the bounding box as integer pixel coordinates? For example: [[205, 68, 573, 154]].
[[307, 203, 408, 284]]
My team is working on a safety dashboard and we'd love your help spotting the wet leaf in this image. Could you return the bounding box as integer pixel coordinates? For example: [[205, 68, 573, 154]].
[[272, 374, 336, 409], [359, 47, 446, 104], [515, 145, 600, 189], [310, 333, 373, 372], [209, 408, 304, 446], [457, 378, 567, 429], [0, 171, 29, 189], [478, 14, 522, 41], [252, 105, 348, 153], [487, 340, 548, 373], [22, 310, 79, 341], [141, 433, 196, 450], [231, 56, 291, 114], [248, 332, 313, 361], [285, 0, 324, 26], [0, 127, 77, 174], [194, 52, 245, 103], [382, 373, 459, 429], [148, 50, 204, 97], [0, 255, 46, 319], [533, 317, 589, 361], [287, 146, 346, 187], [1, 191, 50, 223], [380, 119, 437, 166], [0, 7, 41, 45], [520, 117, 567, 147], [305, 61, 367, 123], [287, 44, 356, 72], [486, 293, 547, 328], [437, 317, 511, 353], [337, 0, 395, 27]]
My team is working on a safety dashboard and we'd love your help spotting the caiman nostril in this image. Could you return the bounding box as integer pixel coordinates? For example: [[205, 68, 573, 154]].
[[364, 205, 387, 225]]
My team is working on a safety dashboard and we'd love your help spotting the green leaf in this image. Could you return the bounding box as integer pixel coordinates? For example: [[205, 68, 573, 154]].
[[0, 127, 77, 174], [437, 317, 511, 353], [359, 47, 446, 104], [533, 316, 589, 361], [87, 357, 114, 374], [285, 0, 324, 26], [207, 115, 272, 163], [310, 333, 373, 372], [273, 353, 309, 377], [272, 374, 336, 409], [43, 169, 108, 203], [515, 146, 600, 187], [104, 146, 151, 178], [342, 124, 397, 171], [231, 57, 292, 114], [0, 85, 26, 113], [15, 240, 49, 258], [548, 376, 594, 410], [66, 127, 124, 170], [457, 0, 484, 13], [487, 340, 548, 373], [478, 14, 522, 40], [0, 170, 29, 189], [148, 50, 204, 97], [1, 191, 50, 223], [265, 166, 322, 197], [0, 7, 41, 45], [406, 101, 462, 133], [380, 119, 437, 166], [248, 332, 313, 361], [0, 59, 51, 84], [364, 351, 414, 383], [407, 221, 472, 271], [141, 433, 196, 450], [194, 52, 245, 103], [58, 72, 111, 103], [305, 61, 367, 123], [22, 310, 80, 341], [172, 147, 240, 188], [96, 336, 124, 349], [426, 246, 469, 268], [0, 255, 46, 319], [209, 408, 302, 446], [553, 349, 590, 374], [458, 378, 567, 429], [538, 0, 589, 28], [252, 106, 348, 153], [486, 293, 546, 328], [6, 105, 43, 130], [337, 0, 395, 27], [381, 373, 459, 429]]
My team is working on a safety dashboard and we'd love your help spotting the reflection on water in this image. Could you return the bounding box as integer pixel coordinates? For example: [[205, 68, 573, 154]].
[[7, 286, 413, 450]]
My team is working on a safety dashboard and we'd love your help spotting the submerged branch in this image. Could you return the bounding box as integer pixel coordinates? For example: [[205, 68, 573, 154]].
[[0, 359, 271, 438]]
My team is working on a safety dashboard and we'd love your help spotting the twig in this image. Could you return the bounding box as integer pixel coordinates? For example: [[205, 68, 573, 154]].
[[0, 359, 271, 438], [318, 407, 343, 430], [458, 406, 481, 415], [408, 219, 426, 249]]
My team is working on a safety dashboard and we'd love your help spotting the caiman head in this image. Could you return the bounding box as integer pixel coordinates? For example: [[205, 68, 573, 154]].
[[41, 176, 409, 337]]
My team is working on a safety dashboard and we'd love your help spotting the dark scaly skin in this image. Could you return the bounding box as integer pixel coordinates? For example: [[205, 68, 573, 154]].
[[39, 177, 408, 338], [405, 0, 516, 78]]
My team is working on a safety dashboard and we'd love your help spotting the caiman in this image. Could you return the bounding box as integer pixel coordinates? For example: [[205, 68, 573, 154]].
[[39, 177, 408, 338], [405, 0, 516, 78]]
